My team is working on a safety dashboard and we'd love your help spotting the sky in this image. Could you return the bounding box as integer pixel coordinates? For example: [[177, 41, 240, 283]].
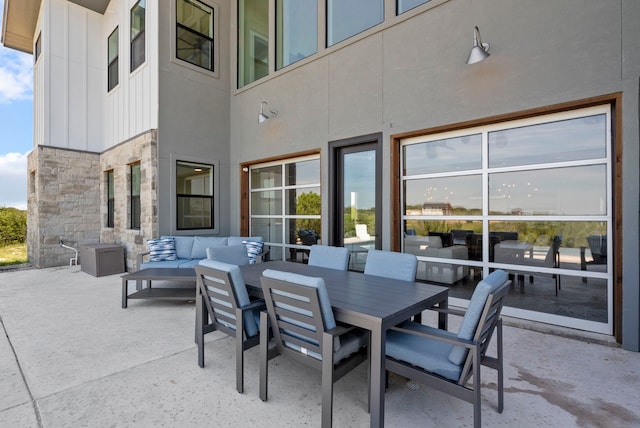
[[0, 0, 33, 210]]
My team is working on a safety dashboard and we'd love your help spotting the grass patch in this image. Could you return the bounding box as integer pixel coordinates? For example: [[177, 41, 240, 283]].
[[0, 243, 28, 266]]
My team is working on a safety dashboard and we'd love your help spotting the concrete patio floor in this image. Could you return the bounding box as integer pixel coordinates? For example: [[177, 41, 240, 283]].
[[1, 266, 639, 427]]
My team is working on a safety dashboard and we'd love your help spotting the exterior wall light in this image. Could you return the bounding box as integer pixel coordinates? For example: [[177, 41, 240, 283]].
[[466, 26, 490, 64], [259, 101, 278, 123]]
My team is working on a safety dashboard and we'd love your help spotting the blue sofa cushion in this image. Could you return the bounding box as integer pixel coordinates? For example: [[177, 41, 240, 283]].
[[169, 236, 195, 260], [198, 259, 259, 338], [228, 236, 263, 246], [147, 238, 177, 262], [387, 321, 461, 381], [140, 259, 184, 270], [448, 269, 508, 365], [364, 249, 417, 282], [191, 236, 228, 260], [207, 244, 250, 266]]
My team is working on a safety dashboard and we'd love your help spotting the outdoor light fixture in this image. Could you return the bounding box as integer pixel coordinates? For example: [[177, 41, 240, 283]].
[[466, 26, 490, 64], [258, 101, 278, 123]]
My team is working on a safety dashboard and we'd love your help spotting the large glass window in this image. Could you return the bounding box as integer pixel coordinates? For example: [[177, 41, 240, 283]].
[[249, 156, 321, 262], [130, 163, 141, 230], [401, 105, 612, 334], [276, 0, 317, 69], [397, 0, 430, 14], [327, 0, 383, 47], [176, 0, 214, 71], [108, 27, 119, 91], [106, 170, 114, 228], [176, 161, 214, 230], [130, 0, 146, 72], [238, 0, 269, 87]]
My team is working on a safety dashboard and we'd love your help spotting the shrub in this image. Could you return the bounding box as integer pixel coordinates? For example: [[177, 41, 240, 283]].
[[0, 207, 27, 246]]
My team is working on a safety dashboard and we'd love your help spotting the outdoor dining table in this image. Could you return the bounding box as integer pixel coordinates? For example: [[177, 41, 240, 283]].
[[240, 260, 449, 428]]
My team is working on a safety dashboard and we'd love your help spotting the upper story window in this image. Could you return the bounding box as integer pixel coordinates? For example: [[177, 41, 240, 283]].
[[176, 161, 214, 230], [238, 0, 269, 88], [397, 0, 431, 14], [130, 0, 146, 72], [107, 27, 119, 91], [326, 0, 383, 47], [130, 163, 141, 230], [106, 170, 114, 228], [276, 0, 317, 70], [34, 33, 42, 63], [176, 0, 214, 71]]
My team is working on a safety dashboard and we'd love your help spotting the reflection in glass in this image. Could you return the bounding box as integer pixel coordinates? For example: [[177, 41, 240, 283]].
[[404, 175, 482, 215], [397, 0, 430, 14], [238, 0, 268, 87], [285, 188, 320, 215], [327, 0, 383, 46], [489, 165, 607, 216], [251, 218, 283, 243], [251, 190, 282, 216], [287, 219, 321, 245], [489, 220, 607, 273], [277, 0, 317, 69], [403, 134, 481, 176], [285, 159, 320, 185], [343, 150, 376, 242], [176, 0, 213, 71], [251, 165, 282, 189], [489, 114, 607, 168]]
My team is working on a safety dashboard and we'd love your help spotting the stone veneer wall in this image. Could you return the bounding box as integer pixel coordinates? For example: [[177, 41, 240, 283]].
[[100, 130, 158, 270], [27, 146, 101, 268]]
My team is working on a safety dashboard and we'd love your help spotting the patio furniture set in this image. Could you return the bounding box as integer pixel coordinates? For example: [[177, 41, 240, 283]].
[[122, 239, 510, 428]]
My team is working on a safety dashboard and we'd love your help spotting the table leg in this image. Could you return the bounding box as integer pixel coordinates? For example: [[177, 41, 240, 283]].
[[437, 298, 448, 330], [370, 325, 384, 428], [121, 278, 128, 309]]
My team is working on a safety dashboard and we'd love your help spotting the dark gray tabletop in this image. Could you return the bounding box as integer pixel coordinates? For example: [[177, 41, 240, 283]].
[[121, 267, 196, 281]]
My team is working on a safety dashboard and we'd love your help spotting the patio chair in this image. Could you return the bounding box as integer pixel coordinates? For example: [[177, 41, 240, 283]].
[[363, 249, 418, 282], [385, 269, 510, 428], [259, 269, 369, 428], [308, 245, 350, 271], [580, 234, 607, 283], [519, 235, 562, 295], [195, 260, 266, 394]]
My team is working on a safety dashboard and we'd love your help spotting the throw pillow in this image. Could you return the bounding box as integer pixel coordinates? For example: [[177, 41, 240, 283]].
[[243, 240, 264, 264], [206, 244, 250, 266], [147, 237, 177, 262]]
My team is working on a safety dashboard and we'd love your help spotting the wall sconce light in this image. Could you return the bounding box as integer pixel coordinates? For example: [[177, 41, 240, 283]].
[[466, 26, 490, 64], [258, 101, 278, 123]]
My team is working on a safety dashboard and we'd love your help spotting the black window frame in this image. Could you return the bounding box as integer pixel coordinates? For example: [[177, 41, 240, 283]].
[[130, 0, 146, 72], [108, 27, 119, 91], [34, 33, 42, 63], [176, 0, 215, 72], [130, 163, 141, 230], [106, 170, 115, 228], [176, 160, 215, 231]]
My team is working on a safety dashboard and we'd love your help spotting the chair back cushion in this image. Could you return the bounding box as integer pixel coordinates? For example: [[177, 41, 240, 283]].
[[191, 236, 228, 259], [262, 269, 336, 331], [147, 237, 177, 261], [198, 259, 258, 337], [207, 244, 250, 266], [364, 249, 417, 282], [448, 269, 508, 365], [308, 245, 350, 271]]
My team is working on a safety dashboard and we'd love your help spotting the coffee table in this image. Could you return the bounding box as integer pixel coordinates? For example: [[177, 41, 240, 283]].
[[121, 267, 196, 308]]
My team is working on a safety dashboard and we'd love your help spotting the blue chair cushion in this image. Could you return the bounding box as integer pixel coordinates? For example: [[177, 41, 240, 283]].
[[386, 321, 462, 381], [140, 259, 184, 269], [364, 249, 417, 282], [448, 269, 508, 365], [147, 238, 177, 262], [198, 259, 259, 338], [191, 236, 228, 259], [176, 259, 200, 268], [262, 269, 342, 355], [207, 244, 250, 266], [308, 245, 350, 271]]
